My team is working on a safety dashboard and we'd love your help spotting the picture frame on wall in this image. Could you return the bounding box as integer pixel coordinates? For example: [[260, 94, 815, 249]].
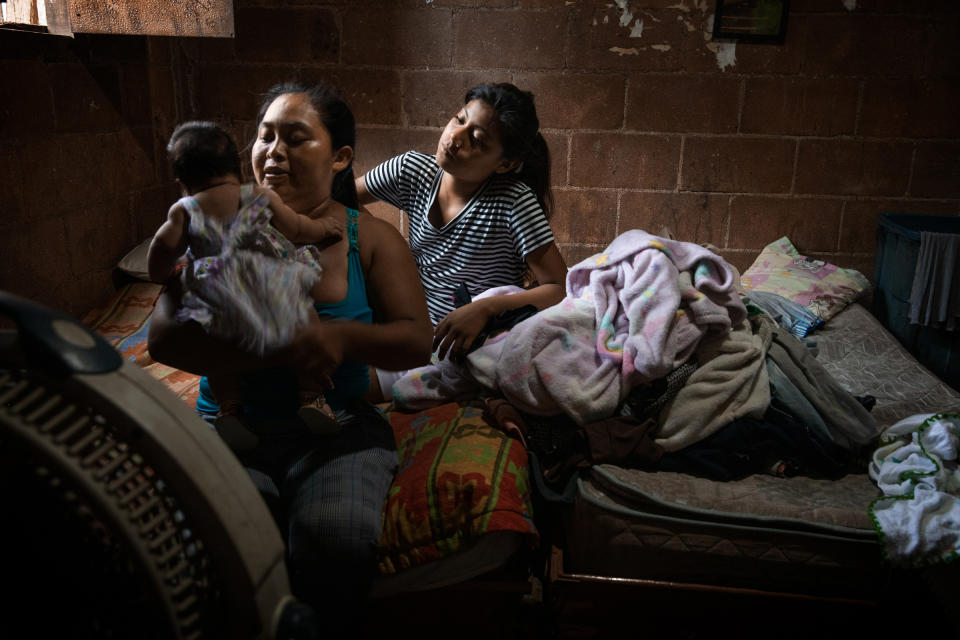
[[713, 0, 790, 44]]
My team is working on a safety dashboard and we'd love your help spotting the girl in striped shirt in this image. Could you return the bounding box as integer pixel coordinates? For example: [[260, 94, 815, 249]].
[[357, 83, 568, 397]]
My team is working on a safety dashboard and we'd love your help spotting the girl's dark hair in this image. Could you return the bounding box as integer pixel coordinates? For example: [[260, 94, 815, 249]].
[[167, 121, 241, 191], [255, 81, 359, 210], [465, 82, 553, 219]]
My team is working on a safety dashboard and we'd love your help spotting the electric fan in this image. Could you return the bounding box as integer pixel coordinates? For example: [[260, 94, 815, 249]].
[[0, 290, 318, 639]]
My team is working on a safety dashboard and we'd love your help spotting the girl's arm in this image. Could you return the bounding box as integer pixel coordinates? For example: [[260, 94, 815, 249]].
[[260, 187, 344, 247], [433, 242, 568, 361], [147, 203, 189, 283], [354, 175, 377, 206]]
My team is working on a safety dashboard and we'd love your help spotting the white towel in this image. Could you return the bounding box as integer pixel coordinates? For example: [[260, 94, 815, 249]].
[[869, 412, 960, 566]]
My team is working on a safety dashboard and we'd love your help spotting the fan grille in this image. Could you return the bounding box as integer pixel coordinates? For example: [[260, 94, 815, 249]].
[[0, 368, 218, 640]]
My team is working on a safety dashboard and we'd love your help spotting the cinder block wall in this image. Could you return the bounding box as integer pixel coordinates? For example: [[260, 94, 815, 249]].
[[1, 0, 958, 317], [180, 0, 960, 278], [0, 32, 178, 316]]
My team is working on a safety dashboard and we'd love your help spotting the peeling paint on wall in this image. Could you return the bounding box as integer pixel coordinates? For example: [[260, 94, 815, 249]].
[[599, 0, 737, 67], [707, 42, 737, 70], [704, 13, 737, 71], [594, 2, 646, 53]]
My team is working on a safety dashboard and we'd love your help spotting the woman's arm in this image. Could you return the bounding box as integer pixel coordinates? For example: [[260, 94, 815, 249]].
[[433, 242, 568, 360], [349, 212, 433, 368], [147, 203, 188, 283]]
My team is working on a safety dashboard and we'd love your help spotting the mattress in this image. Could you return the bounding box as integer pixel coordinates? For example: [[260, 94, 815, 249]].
[[561, 303, 960, 598]]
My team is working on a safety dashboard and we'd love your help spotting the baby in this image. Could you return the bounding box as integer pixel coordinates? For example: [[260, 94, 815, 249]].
[[148, 121, 342, 448]]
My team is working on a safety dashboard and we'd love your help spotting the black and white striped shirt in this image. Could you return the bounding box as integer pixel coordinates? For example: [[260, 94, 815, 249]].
[[364, 151, 555, 325]]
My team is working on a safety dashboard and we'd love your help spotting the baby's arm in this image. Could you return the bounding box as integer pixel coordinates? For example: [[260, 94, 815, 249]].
[[260, 187, 344, 248], [147, 202, 189, 283]]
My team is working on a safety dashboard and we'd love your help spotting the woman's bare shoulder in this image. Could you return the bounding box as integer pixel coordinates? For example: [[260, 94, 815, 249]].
[[355, 206, 413, 273], [356, 206, 405, 248]]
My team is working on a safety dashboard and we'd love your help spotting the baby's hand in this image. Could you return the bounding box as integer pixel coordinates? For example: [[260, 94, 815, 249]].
[[314, 216, 345, 248]]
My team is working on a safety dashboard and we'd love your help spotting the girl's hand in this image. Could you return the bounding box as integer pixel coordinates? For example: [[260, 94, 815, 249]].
[[287, 316, 341, 390], [433, 299, 495, 362]]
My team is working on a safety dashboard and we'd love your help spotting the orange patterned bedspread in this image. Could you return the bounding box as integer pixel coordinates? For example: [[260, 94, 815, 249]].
[[83, 282, 202, 408]]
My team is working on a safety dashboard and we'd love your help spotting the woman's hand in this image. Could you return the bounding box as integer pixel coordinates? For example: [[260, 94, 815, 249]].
[[433, 298, 496, 362], [287, 315, 342, 391]]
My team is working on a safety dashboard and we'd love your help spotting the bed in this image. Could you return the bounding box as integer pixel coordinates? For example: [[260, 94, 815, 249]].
[[88, 233, 960, 629], [556, 302, 960, 598]]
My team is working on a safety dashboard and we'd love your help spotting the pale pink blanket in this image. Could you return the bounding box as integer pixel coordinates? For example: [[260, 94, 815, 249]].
[[565, 230, 746, 389], [393, 231, 747, 425]]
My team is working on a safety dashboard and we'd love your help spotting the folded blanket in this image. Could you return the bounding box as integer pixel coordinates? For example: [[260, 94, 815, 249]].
[[655, 315, 771, 452], [869, 412, 960, 566]]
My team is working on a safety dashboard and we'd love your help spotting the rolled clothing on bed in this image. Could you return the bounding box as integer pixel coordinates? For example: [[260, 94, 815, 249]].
[[746, 290, 824, 338]]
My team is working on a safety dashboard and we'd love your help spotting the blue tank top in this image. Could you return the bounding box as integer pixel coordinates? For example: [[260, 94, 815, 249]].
[[197, 208, 373, 417]]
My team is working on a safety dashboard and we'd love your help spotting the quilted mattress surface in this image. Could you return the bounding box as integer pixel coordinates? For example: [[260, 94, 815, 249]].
[[564, 304, 960, 592]]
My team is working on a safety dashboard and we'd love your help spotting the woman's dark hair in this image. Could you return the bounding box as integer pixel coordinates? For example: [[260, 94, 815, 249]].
[[167, 121, 241, 191], [255, 81, 359, 210], [465, 82, 553, 219]]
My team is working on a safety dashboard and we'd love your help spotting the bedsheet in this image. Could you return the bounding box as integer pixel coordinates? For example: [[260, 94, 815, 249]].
[[83, 282, 203, 407]]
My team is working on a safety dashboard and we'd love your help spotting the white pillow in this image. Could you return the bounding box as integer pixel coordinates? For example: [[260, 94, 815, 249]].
[[116, 237, 152, 281]]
